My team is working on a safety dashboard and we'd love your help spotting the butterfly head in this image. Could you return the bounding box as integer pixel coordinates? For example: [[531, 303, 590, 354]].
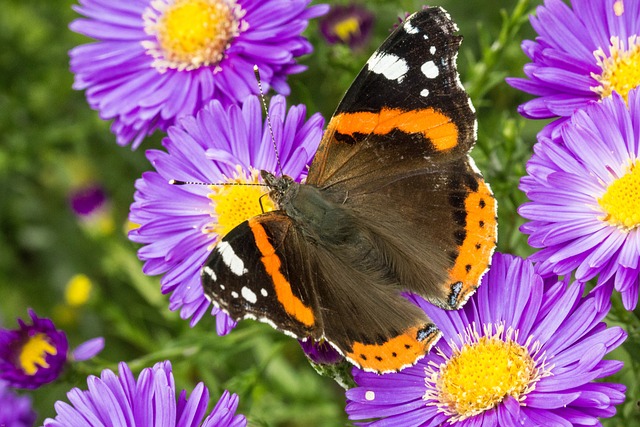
[[261, 170, 298, 209]]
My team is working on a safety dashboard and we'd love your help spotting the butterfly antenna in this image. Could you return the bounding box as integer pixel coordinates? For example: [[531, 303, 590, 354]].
[[254, 65, 284, 177], [169, 179, 266, 187]]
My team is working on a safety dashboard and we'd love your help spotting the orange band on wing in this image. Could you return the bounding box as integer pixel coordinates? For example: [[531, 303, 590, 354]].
[[346, 325, 440, 373], [448, 179, 497, 306], [248, 218, 315, 327], [332, 107, 459, 151]]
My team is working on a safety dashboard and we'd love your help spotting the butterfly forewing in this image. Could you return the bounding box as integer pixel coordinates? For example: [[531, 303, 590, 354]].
[[202, 212, 323, 339], [308, 7, 477, 187]]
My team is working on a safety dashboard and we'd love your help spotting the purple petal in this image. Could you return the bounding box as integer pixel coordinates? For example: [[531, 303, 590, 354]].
[[72, 337, 105, 361]]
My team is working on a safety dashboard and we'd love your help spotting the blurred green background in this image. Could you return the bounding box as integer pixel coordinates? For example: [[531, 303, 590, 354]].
[[0, 0, 638, 425]]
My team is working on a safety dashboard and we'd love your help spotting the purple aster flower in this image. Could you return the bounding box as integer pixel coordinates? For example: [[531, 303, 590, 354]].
[[0, 309, 68, 389], [507, 0, 640, 135], [43, 360, 246, 427], [128, 94, 324, 331], [69, 0, 328, 148], [319, 4, 375, 50], [68, 184, 114, 235], [346, 253, 626, 426], [0, 381, 37, 427], [519, 89, 640, 310], [69, 184, 107, 217], [0, 310, 104, 389]]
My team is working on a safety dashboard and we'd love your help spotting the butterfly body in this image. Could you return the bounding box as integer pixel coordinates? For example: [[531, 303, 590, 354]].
[[261, 171, 353, 246], [202, 7, 497, 373]]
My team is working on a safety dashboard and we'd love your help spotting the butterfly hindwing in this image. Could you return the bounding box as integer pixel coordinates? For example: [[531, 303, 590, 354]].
[[338, 160, 497, 309], [309, 242, 440, 372]]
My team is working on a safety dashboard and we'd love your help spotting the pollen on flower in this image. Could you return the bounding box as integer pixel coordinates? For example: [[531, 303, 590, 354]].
[[592, 35, 640, 102], [598, 160, 640, 231], [143, 0, 247, 72], [423, 323, 550, 422], [206, 166, 275, 239], [614, 0, 624, 17], [19, 333, 57, 375]]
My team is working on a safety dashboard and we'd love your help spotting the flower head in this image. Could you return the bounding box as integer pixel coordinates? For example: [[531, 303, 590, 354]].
[[346, 253, 626, 426], [0, 310, 104, 389], [69, 184, 115, 235], [520, 89, 640, 310], [43, 360, 246, 427], [128, 94, 324, 330], [0, 309, 68, 389], [0, 381, 37, 427], [319, 4, 375, 50], [69, 184, 107, 217], [64, 274, 93, 308], [69, 0, 328, 148], [507, 0, 640, 134]]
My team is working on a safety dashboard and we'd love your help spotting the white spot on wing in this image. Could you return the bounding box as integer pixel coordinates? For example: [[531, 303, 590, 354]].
[[421, 60, 439, 79], [241, 286, 257, 304], [403, 20, 419, 34], [203, 266, 217, 282], [430, 46, 436, 55], [217, 241, 248, 276], [231, 291, 239, 298], [420, 89, 430, 97], [367, 52, 409, 83], [261, 288, 268, 297], [365, 390, 375, 401]]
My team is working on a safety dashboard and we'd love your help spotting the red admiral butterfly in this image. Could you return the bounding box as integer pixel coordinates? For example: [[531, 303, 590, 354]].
[[202, 7, 497, 373]]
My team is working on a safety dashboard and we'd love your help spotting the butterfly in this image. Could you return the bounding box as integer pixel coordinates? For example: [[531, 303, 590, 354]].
[[201, 6, 497, 373]]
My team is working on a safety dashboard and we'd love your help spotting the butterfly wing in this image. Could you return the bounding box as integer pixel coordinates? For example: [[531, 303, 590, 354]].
[[338, 162, 496, 309], [309, 236, 440, 372], [202, 211, 440, 372], [307, 7, 497, 309], [308, 7, 476, 186]]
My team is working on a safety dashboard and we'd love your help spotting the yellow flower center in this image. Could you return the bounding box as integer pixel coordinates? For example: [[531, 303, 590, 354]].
[[424, 324, 550, 422], [143, 0, 246, 72], [65, 274, 93, 307], [334, 17, 361, 43], [19, 333, 57, 375], [598, 160, 640, 231], [206, 167, 275, 238], [592, 35, 640, 102]]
